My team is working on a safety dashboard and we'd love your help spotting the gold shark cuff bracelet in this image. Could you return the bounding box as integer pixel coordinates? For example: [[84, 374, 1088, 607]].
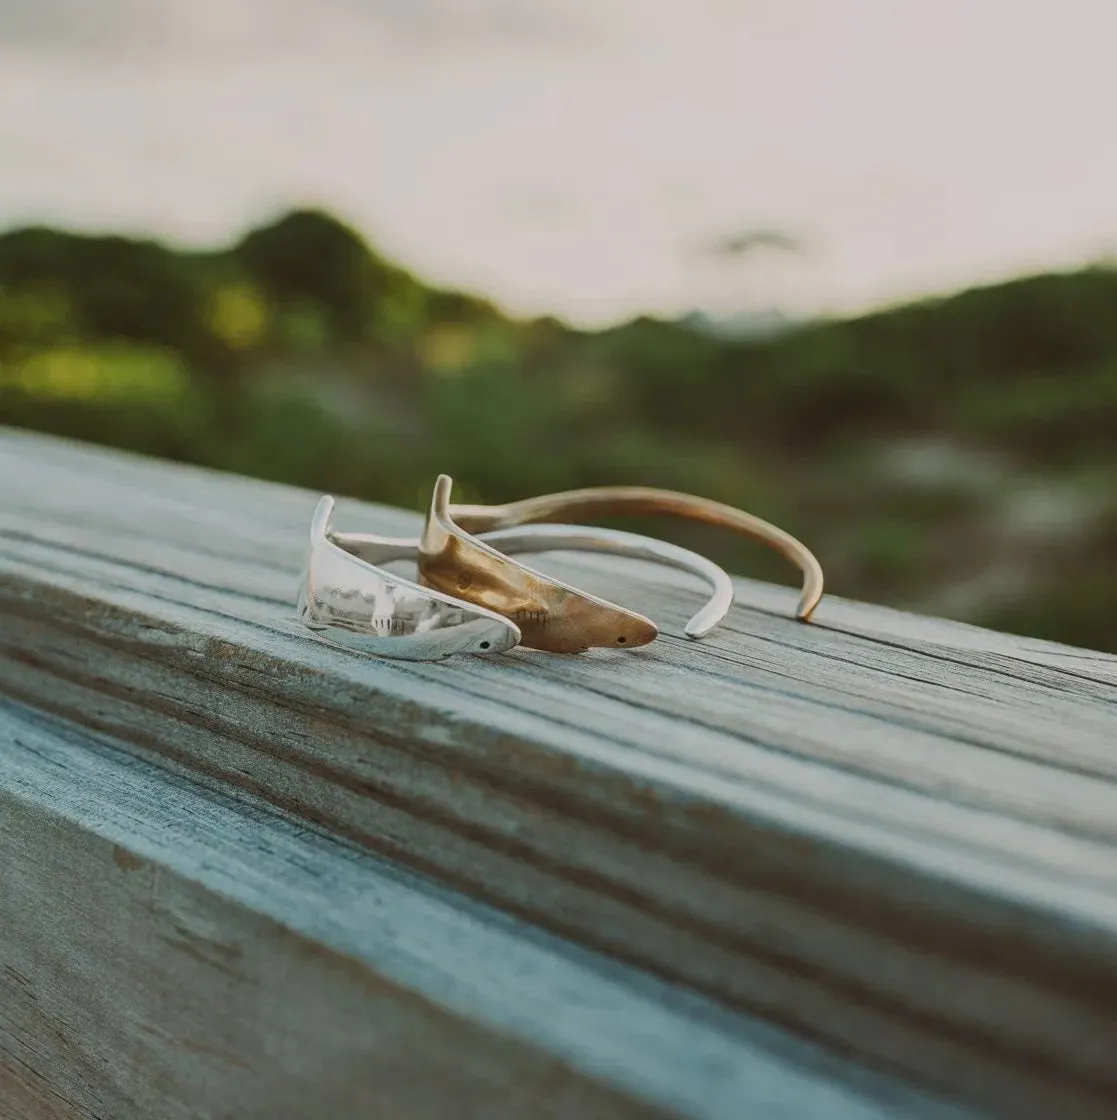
[[416, 475, 823, 653]]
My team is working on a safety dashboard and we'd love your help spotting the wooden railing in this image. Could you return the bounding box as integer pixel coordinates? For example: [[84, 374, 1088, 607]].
[[2, 426, 1116, 1119]]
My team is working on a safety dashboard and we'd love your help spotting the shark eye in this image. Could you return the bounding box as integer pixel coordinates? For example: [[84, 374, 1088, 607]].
[[617, 636, 627, 644], [479, 640, 491, 650]]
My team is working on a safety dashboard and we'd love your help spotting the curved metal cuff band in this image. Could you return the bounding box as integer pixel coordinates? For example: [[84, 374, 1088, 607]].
[[447, 484, 824, 621]]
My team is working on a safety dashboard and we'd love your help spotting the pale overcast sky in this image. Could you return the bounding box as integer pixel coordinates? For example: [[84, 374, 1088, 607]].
[[2, 0, 1115, 323]]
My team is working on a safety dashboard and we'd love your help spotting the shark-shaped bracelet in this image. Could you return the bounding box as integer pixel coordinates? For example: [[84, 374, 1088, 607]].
[[415, 474, 823, 652]]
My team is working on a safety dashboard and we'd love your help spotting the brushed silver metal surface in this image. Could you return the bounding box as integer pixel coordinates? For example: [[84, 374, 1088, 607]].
[[297, 496, 521, 661], [336, 523, 735, 640]]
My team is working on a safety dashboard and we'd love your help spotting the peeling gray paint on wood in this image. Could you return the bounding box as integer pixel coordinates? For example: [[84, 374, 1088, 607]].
[[2, 427, 1117, 1118]]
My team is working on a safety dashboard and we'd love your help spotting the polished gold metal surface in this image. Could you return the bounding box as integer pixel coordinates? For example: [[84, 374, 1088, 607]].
[[448, 484, 824, 621], [419, 476, 659, 653]]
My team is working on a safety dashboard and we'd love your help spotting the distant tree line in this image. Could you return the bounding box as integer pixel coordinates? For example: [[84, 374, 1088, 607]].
[[2, 208, 1115, 650]]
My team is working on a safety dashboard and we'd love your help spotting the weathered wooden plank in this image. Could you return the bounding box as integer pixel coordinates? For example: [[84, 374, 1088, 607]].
[[0, 700, 962, 1120], [2, 427, 1117, 1116], [4, 423, 1114, 691]]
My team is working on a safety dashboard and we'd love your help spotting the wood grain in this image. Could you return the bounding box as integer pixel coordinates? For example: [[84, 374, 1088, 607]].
[[0, 701, 958, 1120], [2, 427, 1117, 1117]]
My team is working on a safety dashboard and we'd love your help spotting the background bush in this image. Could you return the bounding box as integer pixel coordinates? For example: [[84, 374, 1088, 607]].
[[2, 209, 1115, 651]]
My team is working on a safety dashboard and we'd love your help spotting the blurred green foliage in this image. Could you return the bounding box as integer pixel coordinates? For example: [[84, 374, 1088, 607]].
[[1, 208, 1115, 651]]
